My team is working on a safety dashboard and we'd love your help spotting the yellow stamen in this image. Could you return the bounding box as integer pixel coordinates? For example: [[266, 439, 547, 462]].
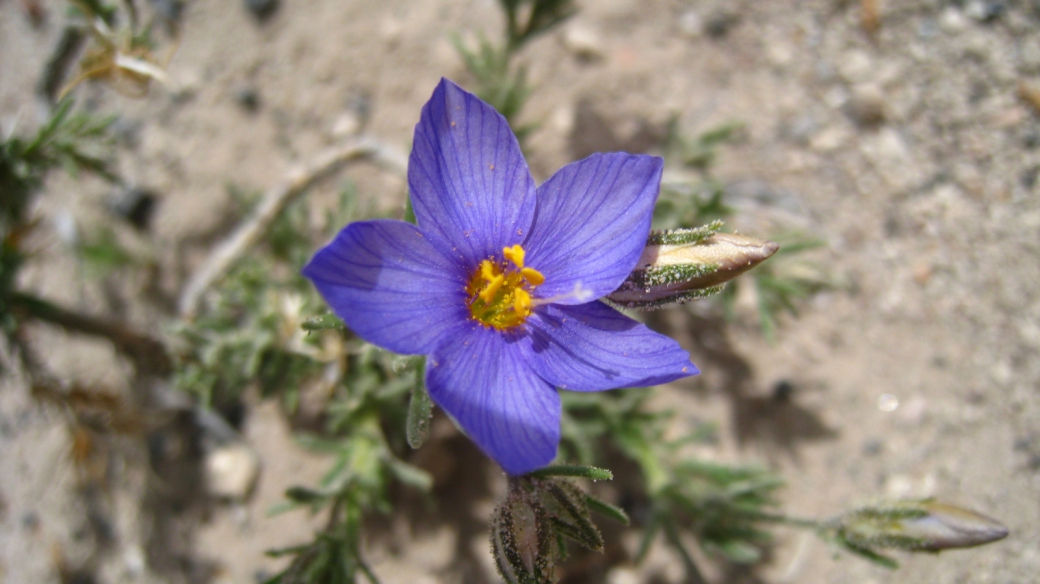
[[466, 244, 543, 330], [481, 259, 497, 281], [521, 267, 545, 286], [513, 288, 532, 315], [479, 274, 506, 304], [503, 244, 525, 269]]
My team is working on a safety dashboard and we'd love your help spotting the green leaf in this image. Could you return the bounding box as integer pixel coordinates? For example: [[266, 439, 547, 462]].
[[406, 357, 432, 449], [839, 540, 900, 569], [715, 539, 761, 564], [285, 486, 326, 504], [527, 465, 613, 481], [584, 494, 629, 526], [302, 312, 346, 333], [545, 481, 603, 552], [387, 458, 433, 492]]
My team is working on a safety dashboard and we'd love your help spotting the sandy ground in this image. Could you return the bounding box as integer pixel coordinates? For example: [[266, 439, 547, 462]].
[[2, 0, 1039, 582]]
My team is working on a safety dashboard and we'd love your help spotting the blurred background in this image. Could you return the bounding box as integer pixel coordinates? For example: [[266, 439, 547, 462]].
[[1, 0, 1038, 582]]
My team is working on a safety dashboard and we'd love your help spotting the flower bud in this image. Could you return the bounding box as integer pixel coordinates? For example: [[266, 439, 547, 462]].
[[608, 227, 779, 309], [491, 486, 555, 584], [837, 499, 1009, 553]]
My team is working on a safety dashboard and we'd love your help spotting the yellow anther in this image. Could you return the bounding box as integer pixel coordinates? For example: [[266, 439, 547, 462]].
[[502, 244, 525, 269], [479, 274, 505, 303], [521, 267, 545, 286], [513, 288, 532, 315], [467, 244, 543, 330], [480, 260, 498, 281]]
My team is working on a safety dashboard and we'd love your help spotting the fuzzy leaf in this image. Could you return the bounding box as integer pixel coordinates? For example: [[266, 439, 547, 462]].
[[406, 357, 433, 449], [527, 465, 612, 481]]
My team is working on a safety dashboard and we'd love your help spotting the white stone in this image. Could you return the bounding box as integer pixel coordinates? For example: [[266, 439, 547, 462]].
[[838, 50, 874, 84], [380, 17, 403, 46], [205, 443, 261, 500], [766, 40, 794, 67], [678, 10, 703, 38], [809, 125, 847, 153], [563, 23, 605, 59], [939, 7, 968, 34], [866, 127, 909, 162], [606, 567, 641, 584], [330, 110, 362, 138]]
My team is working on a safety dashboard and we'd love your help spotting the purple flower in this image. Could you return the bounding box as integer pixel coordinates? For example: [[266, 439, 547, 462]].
[[303, 79, 697, 475]]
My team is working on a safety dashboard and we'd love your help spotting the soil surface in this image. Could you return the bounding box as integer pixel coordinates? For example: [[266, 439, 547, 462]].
[[2, 0, 1039, 583]]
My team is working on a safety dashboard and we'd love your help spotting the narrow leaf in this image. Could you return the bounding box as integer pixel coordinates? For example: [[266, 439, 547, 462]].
[[406, 357, 432, 449], [387, 458, 433, 491], [302, 313, 346, 333], [545, 482, 603, 552], [527, 465, 612, 481], [584, 494, 630, 526]]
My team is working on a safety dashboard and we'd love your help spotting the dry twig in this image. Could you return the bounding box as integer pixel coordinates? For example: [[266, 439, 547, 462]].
[[1019, 81, 1040, 116], [177, 137, 408, 319], [861, 0, 880, 35]]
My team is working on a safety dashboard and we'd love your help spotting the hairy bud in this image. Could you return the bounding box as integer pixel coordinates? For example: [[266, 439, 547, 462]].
[[608, 224, 779, 309], [490, 469, 625, 584], [836, 499, 1009, 553], [491, 483, 556, 584]]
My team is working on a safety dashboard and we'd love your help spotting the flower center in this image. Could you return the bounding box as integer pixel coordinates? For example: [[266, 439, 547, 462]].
[[467, 244, 545, 330]]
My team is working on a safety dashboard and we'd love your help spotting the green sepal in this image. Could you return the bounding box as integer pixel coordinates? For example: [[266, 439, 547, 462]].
[[545, 481, 603, 552], [628, 263, 720, 289], [646, 220, 723, 245], [526, 465, 612, 481], [584, 494, 629, 526], [609, 285, 724, 310]]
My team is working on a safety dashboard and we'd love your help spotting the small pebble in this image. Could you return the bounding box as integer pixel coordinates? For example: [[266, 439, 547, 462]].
[[108, 187, 158, 231], [809, 125, 847, 153], [705, 11, 739, 38], [606, 567, 640, 584], [862, 438, 884, 456], [244, 0, 278, 20], [205, 443, 261, 500], [878, 393, 899, 412], [939, 7, 968, 33], [235, 87, 261, 113], [773, 379, 795, 402], [847, 85, 886, 127], [965, 0, 1006, 23], [912, 262, 932, 285], [123, 546, 146, 577], [52, 209, 79, 246], [838, 49, 874, 84], [678, 10, 703, 38], [563, 24, 605, 60]]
